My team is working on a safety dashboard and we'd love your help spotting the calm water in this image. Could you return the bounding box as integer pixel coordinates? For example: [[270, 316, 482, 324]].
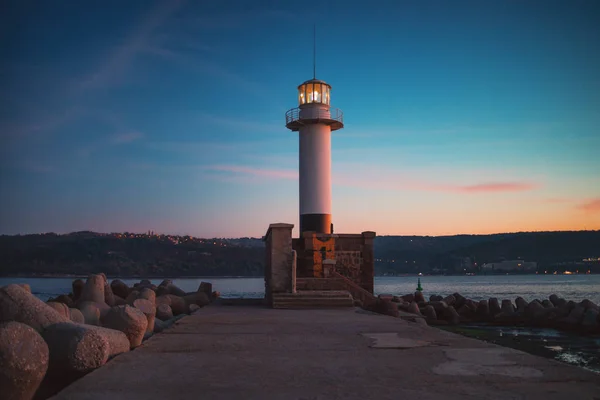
[[1, 275, 599, 303]]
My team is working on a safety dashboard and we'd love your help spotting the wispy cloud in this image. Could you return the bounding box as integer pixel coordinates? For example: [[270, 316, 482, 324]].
[[202, 165, 298, 180], [77, 0, 186, 90], [195, 162, 538, 195], [577, 198, 600, 213], [110, 131, 144, 144]]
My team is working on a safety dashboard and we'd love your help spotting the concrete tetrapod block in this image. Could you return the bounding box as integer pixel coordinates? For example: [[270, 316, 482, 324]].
[[77, 301, 101, 326], [53, 294, 74, 308], [189, 304, 201, 314], [47, 302, 71, 319], [156, 304, 173, 321], [157, 294, 187, 315], [113, 295, 127, 306], [0, 284, 68, 332], [138, 288, 156, 305], [42, 322, 110, 377], [72, 279, 84, 301], [125, 290, 139, 306], [0, 321, 49, 400], [165, 283, 186, 297], [183, 291, 210, 308], [69, 308, 85, 324], [110, 280, 130, 299], [17, 283, 32, 293], [133, 298, 156, 334], [198, 281, 213, 299], [80, 274, 105, 304], [84, 324, 131, 358], [104, 282, 116, 306], [102, 305, 148, 349]]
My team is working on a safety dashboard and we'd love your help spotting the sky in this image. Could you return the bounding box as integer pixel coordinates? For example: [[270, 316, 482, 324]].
[[1, 0, 600, 238]]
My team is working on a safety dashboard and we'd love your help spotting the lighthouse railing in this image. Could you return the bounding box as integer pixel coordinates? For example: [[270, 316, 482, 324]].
[[285, 107, 344, 126]]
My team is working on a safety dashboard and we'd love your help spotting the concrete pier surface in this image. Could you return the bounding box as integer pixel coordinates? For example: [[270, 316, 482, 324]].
[[52, 306, 600, 400]]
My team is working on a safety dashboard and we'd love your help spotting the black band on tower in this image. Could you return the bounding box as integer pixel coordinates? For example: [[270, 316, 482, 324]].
[[300, 213, 332, 234]]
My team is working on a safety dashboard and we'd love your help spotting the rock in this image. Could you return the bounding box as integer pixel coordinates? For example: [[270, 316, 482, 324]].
[[110, 280, 129, 299], [378, 294, 394, 302], [80, 274, 105, 304], [77, 301, 101, 326], [489, 298, 501, 316], [443, 306, 460, 325], [138, 288, 156, 305], [0, 321, 49, 400], [400, 293, 415, 303], [442, 295, 456, 306], [53, 294, 74, 308], [81, 324, 130, 358], [560, 304, 586, 327], [156, 303, 173, 321], [189, 304, 201, 313], [153, 318, 166, 333], [373, 299, 399, 317], [125, 290, 139, 305], [46, 302, 70, 319], [183, 292, 210, 309], [581, 299, 599, 312], [501, 299, 515, 315], [452, 293, 467, 309], [549, 294, 560, 307], [104, 282, 116, 306], [72, 279, 84, 301], [414, 291, 425, 303], [165, 284, 186, 297], [429, 301, 448, 313], [42, 322, 110, 376], [406, 302, 421, 315], [198, 281, 213, 299], [0, 284, 68, 332], [476, 300, 490, 321], [515, 297, 528, 313], [133, 299, 155, 334], [581, 309, 599, 331], [69, 308, 85, 324], [556, 301, 576, 319], [541, 300, 554, 308], [422, 305, 437, 320], [16, 283, 31, 293], [165, 295, 187, 315], [102, 305, 147, 348]]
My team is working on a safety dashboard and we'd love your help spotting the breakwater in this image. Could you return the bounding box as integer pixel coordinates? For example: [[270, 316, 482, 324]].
[[0, 274, 215, 400]]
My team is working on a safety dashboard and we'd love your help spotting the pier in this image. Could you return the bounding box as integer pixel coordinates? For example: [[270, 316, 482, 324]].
[[52, 305, 600, 400]]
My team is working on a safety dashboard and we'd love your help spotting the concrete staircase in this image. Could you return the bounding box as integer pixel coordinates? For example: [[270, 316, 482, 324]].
[[272, 290, 354, 309]]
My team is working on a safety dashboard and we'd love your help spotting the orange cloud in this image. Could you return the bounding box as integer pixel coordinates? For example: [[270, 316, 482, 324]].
[[578, 198, 600, 213], [450, 182, 538, 193]]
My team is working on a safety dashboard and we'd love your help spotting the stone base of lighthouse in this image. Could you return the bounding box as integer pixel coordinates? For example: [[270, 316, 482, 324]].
[[263, 224, 376, 308]]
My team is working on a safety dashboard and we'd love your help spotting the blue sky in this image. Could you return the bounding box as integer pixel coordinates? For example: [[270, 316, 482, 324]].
[[1, 0, 599, 237]]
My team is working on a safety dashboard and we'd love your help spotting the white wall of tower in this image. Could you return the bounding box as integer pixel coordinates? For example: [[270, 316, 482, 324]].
[[298, 122, 332, 216]]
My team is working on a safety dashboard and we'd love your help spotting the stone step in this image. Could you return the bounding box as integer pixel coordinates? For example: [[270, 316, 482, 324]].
[[273, 291, 352, 298], [272, 296, 354, 309]]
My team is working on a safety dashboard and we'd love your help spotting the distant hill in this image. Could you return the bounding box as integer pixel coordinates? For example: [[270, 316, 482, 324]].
[[0, 230, 598, 277]]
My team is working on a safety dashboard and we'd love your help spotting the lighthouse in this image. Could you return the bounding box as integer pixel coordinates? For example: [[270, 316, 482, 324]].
[[285, 78, 344, 234]]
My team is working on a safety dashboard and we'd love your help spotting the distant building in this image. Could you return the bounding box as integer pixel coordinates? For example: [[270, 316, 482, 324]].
[[481, 260, 537, 272]]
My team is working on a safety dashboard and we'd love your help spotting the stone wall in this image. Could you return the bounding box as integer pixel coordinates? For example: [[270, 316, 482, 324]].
[[263, 224, 295, 306], [293, 231, 376, 293]]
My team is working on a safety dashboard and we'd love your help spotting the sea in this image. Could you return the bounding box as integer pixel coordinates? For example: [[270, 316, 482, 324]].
[[1, 274, 599, 304]]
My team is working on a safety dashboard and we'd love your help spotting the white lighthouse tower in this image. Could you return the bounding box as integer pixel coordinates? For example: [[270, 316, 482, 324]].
[[285, 73, 344, 234]]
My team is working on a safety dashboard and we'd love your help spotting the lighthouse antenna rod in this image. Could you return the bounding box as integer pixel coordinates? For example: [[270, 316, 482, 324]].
[[313, 24, 316, 79]]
